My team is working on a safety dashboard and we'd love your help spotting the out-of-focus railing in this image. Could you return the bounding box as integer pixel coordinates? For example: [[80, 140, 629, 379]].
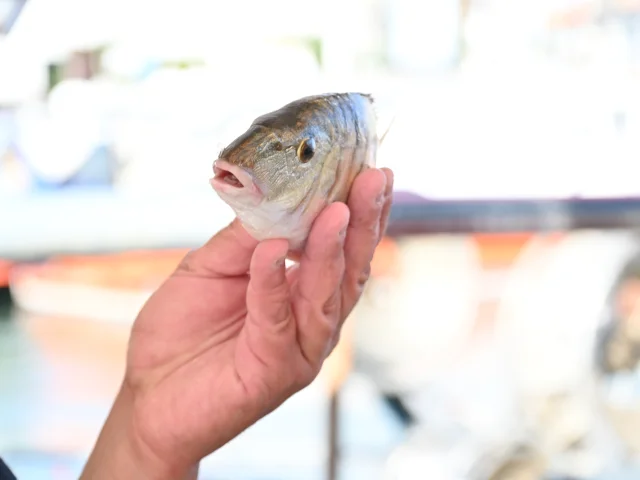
[[4, 191, 640, 261], [386, 194, 640, 236]]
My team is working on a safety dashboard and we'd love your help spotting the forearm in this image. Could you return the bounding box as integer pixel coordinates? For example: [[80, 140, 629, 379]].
[[81, 385, 199, 480]]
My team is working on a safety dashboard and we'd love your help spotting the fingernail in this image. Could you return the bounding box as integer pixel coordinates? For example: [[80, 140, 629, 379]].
[[274, 256, 286, 268]]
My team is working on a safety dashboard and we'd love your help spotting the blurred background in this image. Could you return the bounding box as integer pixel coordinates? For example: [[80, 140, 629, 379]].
[[3, 0, 640, 478]]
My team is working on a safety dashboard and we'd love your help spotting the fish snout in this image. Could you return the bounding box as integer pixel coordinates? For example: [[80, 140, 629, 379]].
[[210, 159, 263, 200]]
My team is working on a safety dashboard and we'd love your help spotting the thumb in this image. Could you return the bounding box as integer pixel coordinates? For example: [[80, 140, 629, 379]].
[[176, 218, 259, 277], [244, 240, 296, 362]]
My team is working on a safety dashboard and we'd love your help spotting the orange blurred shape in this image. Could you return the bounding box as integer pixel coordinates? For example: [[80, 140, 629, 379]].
[[0, 258, 11, 287], [9, 240, 403, 296], [548, 3, 595, 29], [11, 249, 191, 291], [370, 237, 400, 278], [471, 232, 564, 270]]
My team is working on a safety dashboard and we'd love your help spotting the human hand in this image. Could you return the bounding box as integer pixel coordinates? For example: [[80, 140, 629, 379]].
[[81, 167, 394, 480]]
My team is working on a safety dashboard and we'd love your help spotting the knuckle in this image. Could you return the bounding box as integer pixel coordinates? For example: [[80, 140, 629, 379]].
[[176, 250, 198, 274], [322, 291, 341, 318], [357, 264, 372, 288], [354, 215, 380, 235], [344, 264, 371, 299]]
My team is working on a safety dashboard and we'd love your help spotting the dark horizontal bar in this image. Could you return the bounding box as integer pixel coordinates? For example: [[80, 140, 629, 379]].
[[4, 190, 640, 261], [385, 193, 640, 235]]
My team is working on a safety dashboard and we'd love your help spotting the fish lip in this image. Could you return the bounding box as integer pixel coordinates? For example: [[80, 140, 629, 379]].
[[210, 159, 263, 199]]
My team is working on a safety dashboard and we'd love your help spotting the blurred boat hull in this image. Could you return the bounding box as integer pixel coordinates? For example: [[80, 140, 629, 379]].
[[8, 249, 189, 323]]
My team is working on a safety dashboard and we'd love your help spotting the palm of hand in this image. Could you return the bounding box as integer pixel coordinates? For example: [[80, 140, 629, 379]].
[[126, 256, 310, 463]]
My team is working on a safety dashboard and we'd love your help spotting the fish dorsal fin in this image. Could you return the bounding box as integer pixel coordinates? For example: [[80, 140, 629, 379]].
[[365, 93, 396, 146], [378, 114, 396, 145]]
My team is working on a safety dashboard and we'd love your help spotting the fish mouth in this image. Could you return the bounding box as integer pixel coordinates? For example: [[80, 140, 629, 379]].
[[210, 159, 262, 199]]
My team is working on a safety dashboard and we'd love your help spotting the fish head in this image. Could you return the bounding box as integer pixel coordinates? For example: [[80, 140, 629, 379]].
[[211, 124, 330, 212], [210, 93, 377, 249], [210, 99, 343, 234]]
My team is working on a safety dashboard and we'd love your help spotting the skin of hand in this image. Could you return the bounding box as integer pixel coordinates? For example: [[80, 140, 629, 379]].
[[81, 167, 394, 480]]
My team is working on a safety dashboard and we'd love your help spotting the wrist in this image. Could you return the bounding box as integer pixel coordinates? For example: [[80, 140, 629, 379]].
[[81, 383, 199, 480]]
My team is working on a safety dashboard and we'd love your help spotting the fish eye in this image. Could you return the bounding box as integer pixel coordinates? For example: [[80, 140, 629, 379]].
[[297, 138, 315, 163]]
